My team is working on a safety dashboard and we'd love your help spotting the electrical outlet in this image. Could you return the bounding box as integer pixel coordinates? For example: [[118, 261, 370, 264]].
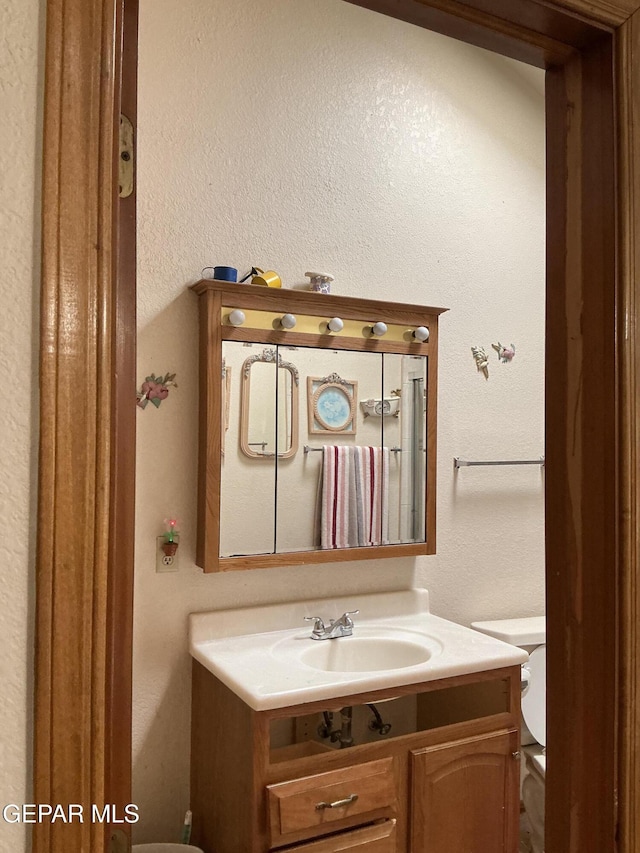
[[156, 535, 179, 573]]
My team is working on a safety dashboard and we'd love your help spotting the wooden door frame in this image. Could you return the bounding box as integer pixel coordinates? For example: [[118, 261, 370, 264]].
[[34, 0, 640, 851]]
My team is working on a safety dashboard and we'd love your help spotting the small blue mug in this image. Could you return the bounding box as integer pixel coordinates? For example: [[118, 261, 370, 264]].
[[203, 265, 238, 282]]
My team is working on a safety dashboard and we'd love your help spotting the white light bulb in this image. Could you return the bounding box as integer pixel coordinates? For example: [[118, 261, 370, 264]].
[[328, 317, 344, 333], [414, 326, 429, 342], [228, 309, 245, 327], [371, 322, 388, 337], [280, 313, 297, 329]]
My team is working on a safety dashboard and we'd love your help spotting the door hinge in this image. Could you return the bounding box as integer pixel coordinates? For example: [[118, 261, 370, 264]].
[[110, 828, 130, 853], [119, 114, 134, 198]]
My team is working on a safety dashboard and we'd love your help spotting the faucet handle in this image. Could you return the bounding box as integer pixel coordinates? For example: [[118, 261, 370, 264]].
[[304, 616, 326, 634], [338, 609, 360, 627]]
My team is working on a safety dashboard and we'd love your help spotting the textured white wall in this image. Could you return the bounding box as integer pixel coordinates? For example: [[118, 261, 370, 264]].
[[0, 0, 42, 851], [135, 0, 545, 842]]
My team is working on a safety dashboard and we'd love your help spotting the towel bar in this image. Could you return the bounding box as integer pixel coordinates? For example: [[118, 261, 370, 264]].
[[304, 445, 402, 454], [453, 457, 545, 469]]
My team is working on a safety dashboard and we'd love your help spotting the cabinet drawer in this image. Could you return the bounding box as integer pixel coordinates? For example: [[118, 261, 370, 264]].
[[266, 757, 396, 846], [283, 818, 396, 851]]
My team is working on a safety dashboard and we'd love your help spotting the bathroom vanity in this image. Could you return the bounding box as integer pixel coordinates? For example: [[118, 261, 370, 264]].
[[188, 289, 523, 851], [191, 280, 447, 572], [189, 591, 526, 852]]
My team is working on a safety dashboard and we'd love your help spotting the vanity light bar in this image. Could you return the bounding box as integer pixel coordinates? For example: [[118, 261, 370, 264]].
[[220, 308, 430, 344]]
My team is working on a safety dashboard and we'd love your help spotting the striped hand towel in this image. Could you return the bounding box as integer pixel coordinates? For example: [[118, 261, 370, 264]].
[[352, 445, 389, 547], [320, 446, 389, 549]]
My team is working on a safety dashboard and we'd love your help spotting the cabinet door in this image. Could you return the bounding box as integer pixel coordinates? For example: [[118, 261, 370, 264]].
[[219, 341, 276, 557], [411, 729, 519, 853]]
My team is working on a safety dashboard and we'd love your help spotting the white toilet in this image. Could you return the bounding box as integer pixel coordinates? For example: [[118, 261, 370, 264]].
[[471, 616, 546, 853]]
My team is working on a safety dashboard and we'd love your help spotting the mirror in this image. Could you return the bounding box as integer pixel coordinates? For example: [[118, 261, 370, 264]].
[[220, 340, 428, 559], [277, 347, 382, 554], [219, 342, 275, 558], [193, 280, 445, 571], [240, 347, 299, 459]]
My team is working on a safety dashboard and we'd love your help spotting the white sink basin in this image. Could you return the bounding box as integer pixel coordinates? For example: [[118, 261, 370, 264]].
[[189, 589, 528, 710], [273, 625, 442, 674], [301, 637, 432, 672]]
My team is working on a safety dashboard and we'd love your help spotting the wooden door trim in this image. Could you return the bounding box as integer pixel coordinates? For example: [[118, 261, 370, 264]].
[[36, 1, 640, 852], [34, 0, 126, 851], [105, 0, 138, 836], [545, 37, 619, 851], [617, 9, 640, 850]]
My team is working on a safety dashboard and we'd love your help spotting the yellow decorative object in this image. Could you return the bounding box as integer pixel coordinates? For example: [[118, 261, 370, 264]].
[[251, 268, 282, 288]]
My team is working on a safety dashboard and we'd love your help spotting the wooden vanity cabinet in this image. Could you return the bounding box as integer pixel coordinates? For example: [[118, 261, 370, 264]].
[[411, 729, 520, 852], [190, 662, 522, 853]]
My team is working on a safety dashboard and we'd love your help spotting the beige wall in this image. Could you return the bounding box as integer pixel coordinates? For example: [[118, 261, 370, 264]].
[[135, 0, 545, 842], [0, 0, 43, 850]]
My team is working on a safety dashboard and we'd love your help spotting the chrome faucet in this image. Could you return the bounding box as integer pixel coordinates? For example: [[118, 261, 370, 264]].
[[304, 610, 359, 640]]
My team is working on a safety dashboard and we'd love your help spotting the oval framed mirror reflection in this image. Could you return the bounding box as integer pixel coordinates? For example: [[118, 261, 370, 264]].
[[240, 347, 299, 459]]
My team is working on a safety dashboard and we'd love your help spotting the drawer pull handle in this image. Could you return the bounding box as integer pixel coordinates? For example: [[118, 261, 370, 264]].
[[315, 794, 359, 810]]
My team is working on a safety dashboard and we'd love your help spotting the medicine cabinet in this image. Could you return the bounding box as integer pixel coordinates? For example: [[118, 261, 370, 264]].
[[192, 279, 447, 573]]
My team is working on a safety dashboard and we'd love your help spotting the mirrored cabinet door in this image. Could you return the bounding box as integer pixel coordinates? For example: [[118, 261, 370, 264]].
[[275, 348, 383, 554], [384, 354, 428, 544], [219, 343, 429, 559], [219, 341, 276, 557]]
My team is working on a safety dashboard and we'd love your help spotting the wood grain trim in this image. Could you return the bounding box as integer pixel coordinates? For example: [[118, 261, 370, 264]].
[[196, 289, 223, 569], [190, 662, 260, 852], [104, 0, 137, 840], [348, 0, 639, 52], [616, 9, 640, 852], [541, 0, 640, 26], [34, 1, 120, 851], [217, 543, 428, 573], [193, 279, 448, 320], [426, 313, 438, 554], [346, 0, 579, 68], [262, 666, 519, 722], [544, 39, 618, 853]]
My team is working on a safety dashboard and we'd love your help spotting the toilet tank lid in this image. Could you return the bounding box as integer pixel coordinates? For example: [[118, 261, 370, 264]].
[[470, 616, 546, 646]]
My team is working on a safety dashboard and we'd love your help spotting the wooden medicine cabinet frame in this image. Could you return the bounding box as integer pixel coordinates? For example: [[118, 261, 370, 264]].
[[192, 279, 447, 573]]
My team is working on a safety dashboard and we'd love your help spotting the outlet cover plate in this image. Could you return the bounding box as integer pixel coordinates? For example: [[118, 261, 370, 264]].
[[156, 535, 180, 573]]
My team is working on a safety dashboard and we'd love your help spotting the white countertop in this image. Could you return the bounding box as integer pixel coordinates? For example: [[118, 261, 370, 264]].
[[189, 589, 527, 711]]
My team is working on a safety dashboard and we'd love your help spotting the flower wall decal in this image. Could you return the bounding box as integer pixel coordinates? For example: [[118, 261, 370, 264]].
[[137, 372, 177, 409], [492, 342, 516, 363]]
